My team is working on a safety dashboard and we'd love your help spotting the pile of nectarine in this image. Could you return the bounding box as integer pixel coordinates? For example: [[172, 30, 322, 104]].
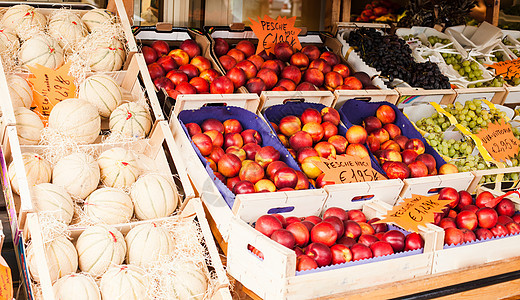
[[435, 188, 520, 245], [251, 207, 424, 271], [269, 106, 378, 187], [213, 39, 377, 94], [359, 104, 458, 179], [186, 118, 309, 194], [143, 39, 238, 99]]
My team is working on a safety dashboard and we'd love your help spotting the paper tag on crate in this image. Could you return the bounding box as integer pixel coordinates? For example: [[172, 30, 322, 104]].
[[0, 258, 12, 300], [475, 119, 520, 162], [485, 58, 520, 79], [249, 15, 302, 55], [27, 62, 76, 124], [312, 155, 385, 184], [376, 194, 453, 232]]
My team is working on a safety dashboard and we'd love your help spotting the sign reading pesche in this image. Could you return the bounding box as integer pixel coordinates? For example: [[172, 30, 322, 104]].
[[249, 15, 302, 55]]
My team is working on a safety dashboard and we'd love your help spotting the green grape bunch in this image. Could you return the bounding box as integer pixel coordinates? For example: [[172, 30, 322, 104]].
[[445, 99, 508, 133], [425, 133, 474, 158], [427, 36, 451, 47]]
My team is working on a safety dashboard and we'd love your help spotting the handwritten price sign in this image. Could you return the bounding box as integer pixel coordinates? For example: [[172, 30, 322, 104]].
[[475, 119, 520, 162], [312, 155, 386, 184], [486, 59, 520, 80], [249, 15, 302, 55], [27, 62, 76, 123], [376, 194, 453, 232]]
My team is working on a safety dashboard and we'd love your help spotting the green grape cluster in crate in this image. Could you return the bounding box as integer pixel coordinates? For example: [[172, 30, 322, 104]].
[[427, 36, 452, 46], [468, 76, 506, 88], [446, 100, 508, 132], [502, 37, 520, 56], [425, 133, 474, 158]]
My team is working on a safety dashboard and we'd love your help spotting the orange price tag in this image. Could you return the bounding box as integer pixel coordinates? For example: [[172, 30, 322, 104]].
[[249, 15, 302, 55], [27, 62, 76, 124], [312, 155, 386, 184], [0, 258, 12, 300], [475, 119, 520, 162], [485, 58, 520, 79], [377, 194, 453, 233]]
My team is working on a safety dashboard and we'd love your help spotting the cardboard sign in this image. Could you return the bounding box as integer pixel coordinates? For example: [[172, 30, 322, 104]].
[[249, 15, 302, 55], [0, 258, 12, 300], [377, 194, 453, 232], [485, 58, 520, 79], [475, 119, 520, 162], [27, 62, 76, 123], [312, 155, 386, 184]]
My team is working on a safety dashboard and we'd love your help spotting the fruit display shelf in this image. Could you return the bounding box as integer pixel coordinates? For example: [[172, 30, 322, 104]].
[[134, 25, 249, 118], [18, 198, 231, 300], [0, 53, 164, 136], [226, 194, 439, 300], [1, 119, 194, 238], [205, 25, 399, 104]]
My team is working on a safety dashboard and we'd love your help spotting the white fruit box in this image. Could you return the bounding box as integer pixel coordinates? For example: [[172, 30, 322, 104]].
[[0, 53, 165, 143], [395, 27, 467, 55], [0, 0, 138, 66], [446, 22, 503, 55], [502, 85, 520, 105], [467, 166, 520, 194], [169, 94, 328, 240], [1, 119, 194, 236], [333, 89, 400, 108], [395, 88, 457, 108], [19, 197, 231, 300], [226, 200, 440, 300], [430, 187, 520, 274], [400, 172, 475, 199], [453, 87, 509, 105]]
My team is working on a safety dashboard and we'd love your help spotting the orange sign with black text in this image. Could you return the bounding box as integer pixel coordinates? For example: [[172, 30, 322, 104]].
[[485, 58, 520, 79], [312, 155, 386, 184], [377, 194, 453, 232], [475, 119, 520, 162], [27, 62, 76, 123], [249, 15, 302, 55]]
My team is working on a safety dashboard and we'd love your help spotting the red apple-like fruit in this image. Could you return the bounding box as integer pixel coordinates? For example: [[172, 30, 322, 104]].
[[189, 77, 210, 93], [323, 216, 345, 237], [404, 232, 424, 251], [192, 133, 213, 156], [235, 40, 255, 58], [290, 52, 310, 70], [274, 42, 294, 62], [142, 46, 158, 64], [180, 39, 201, 59], [350, 243, 373, 261], [506, 222, 520, 235], [255, 146, 280, 168], [210, 76, 234, 94], [295, 171, 310, 190], [296, 82, 317, 91], [154, 77, 175, 91], [344, 220, 362, 239], [275, 79, 296, 91], [381, 230, 405, 252], [236, 60, 258, 80], [190, 56, 211, 72], [227, 48, 246, 63], [279, 115, 302, 137], [333, 64, 350, 78], [255, 215, 283, 237], [246, 77, 266, 95], [475, 228, 494, 240], [214, 38, 229, 57], [254, 178, 276, 192], [363, 116, 382, 134], [166, 70, 189, 86], [286, 222, 310, 247], [320, 51, 339, 66], [439, 217, 457, 229], [156, 55, 177, 73], [498, 215, 514, 226], [475, 191, 495, 208], [370, 241, 394, 257], [205, 130, 224, 147], [321, 107, 341, 126], [346, 125, 367, 144], [376, 104, 396, 124], [305, 242, 332, 267], [393, 135, 409, 150], [301, 45, 320, 61], [497, 198, 516, 217], [296, 254, 318, 271], [148, 62, 165, 80], [297, 147, 319, 164], [271, 229, 296, 249], [439, 187, 460, 209], [456, 210, 478, 231], [185, 123, 202, 136], [314, 141, 336, 159], [330, 244, 352, 264], [310, 221, 337, 247], [346, 144, 370, 159], [408, 160, 429, 178], [219, 55, 237, 71], [273, 167, 298, 189], [302, 122, 324, 143], [358, 234, 379, 247], [201, 118, 224, 133], [323, 207, 348, 222], [239, 160, 265, 184], [289, 131, 313, 152], [444, 227, 464, 245], [257, 68, 278, 90], [415, 153, 437, 174], [200, 69, 220, 83], [248, 54, 264, 70], [303, 68, 324, 87], [304, 216, 322, 225], [169, 49, 190, 66], [439, 163, 459, 175], [404, 138, 426, 155], [217, 153, 242, 178], [491, 224, 509, 237], [328, 135, 348, 154], [477, 207, 498, 229], [340, 77, 363, 90], [383, 123, 401, 139], [151, 40, 170, 56], [401, 149, 418, 165], [226, 67, 247, 89], [281, 65, 302, 85], [224, 132, 244, 148], [241, 129, 262, 145]]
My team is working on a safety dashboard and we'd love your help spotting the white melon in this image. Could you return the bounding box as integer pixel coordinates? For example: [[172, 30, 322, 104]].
[[76, 224, 126, 277], [53, 273, 101, 300], [32, 183, 74, 224], [84, 187, 133, 225], [125, 222, 174, 267], [27, 235, 78, 283], [6, 74, 32, 109], [0, 27, 19, 52], [48, 10, 88, 52], [97, 147, 140, 188], [99, 265, 148, 300], [130, 174, 178, 220], [158, 262, 207, 300], [109, 102, 152, 138], [19, 34, 64, 69], [0, 5, 46, 40], [88, 37, 125, 72], [80, 9, 114, 33], [8, 152, 51, 195], [48, 98, 101, 144], [52, 152, 100, 199], [14, 107, 43, 145], [79, 74, 122, 118]]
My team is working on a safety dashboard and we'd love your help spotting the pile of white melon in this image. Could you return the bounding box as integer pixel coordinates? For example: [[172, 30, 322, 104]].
[[12, 73, 152, 144], [0, 4, 126, 71], [26, 221, 209, 300], [8, 144, 179, 225]]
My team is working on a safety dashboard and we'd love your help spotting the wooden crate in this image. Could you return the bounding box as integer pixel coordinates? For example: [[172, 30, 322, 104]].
[[503, 85, 520, 105], [400, 172, 476, 199], [430, 186, 520, 274], [259, 91, 336, 111], [395, 87, 457, 108], [19, 197, 231, 300], [454, 87, 508, 105], [169, 95, 328, 229], [226, 200, 440, 300], [334, 89, 400, 109], [0, 52, 164, 140], [2, 120, 194, 234], [468, 166, 520, 194]]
